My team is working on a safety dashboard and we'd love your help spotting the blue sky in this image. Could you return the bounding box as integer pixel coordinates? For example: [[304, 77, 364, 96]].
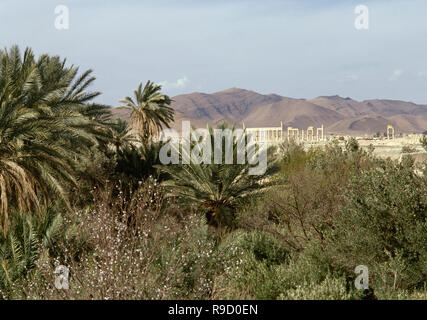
[[1, 0, 427, 105]]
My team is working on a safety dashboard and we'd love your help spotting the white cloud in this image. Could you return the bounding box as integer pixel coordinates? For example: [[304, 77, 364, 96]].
[[160, 76, 190, 90], [389, 69, 404, 81]]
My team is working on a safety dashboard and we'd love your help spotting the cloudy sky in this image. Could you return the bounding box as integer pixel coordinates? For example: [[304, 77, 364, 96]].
[[1, 0, 427, 105]]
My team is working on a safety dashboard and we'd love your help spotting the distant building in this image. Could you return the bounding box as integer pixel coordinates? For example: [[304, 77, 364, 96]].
[[242, 122, 325, 142]]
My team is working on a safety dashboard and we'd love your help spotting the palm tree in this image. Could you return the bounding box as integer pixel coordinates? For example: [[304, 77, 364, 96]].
[[115, 141, 169, 189], [35, 53, 112, 150], [157, 123, 280, 229], [0, 207, 67, 294], [108, 119, 135, 152], [118, 81, 174, 142], [0, 45, 107, 234]]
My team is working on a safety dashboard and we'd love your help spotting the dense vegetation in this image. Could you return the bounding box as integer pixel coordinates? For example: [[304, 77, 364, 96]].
[[0, 46, 425, 300]]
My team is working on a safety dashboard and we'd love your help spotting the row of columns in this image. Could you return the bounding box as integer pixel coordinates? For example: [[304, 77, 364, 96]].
[[287, 125, 324, 142], [247, 128, 283, 142], [242, 122, 325, 142]]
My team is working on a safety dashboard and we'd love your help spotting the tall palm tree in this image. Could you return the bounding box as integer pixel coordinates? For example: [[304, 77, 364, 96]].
[[34, 53, 112, 149], [157, 123, 280, 229], [0, 45, 107, 234], [118, 81, 174, 142]]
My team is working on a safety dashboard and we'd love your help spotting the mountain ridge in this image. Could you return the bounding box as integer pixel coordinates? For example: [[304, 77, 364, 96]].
[[111, 88, 427, 135]]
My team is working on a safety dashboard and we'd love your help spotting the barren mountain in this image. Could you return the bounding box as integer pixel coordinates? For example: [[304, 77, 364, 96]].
[[308, 95, 373, 117], [111, 88, 427, 135]]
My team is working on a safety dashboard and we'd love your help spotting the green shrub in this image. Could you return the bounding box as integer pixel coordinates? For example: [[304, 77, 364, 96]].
[[401, 146, 417, 154], [326, 159, 427, 292], [279, 275, 352, 300]]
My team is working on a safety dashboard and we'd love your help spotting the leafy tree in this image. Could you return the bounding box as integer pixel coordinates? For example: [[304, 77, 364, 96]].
[[327, 159, 427, 290]]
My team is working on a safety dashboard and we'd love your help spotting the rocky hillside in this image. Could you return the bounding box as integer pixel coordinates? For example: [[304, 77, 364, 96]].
[[111, 88, 427, 135]]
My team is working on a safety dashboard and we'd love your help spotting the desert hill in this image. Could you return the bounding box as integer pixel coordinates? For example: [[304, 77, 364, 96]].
[[111, 88, 427, 135]]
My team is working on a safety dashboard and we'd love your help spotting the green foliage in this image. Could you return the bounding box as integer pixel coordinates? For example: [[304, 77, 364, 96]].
[[326, 159, 427, 291], [109, 118, 134, 151], [118, 81, 174, 142], [213, 231, 351, 300], [421, 136, 427, 152], [0, 46, 110, 233], [1, 45, 425, 300], [243, 139, 375, 252], [114, 142, 168, 187], [157, 123, 281, 229], [241, 232, 289, 266], [279, 140, 315, 177], [345, 137, 360, 153], [278, 275, 352, 300], [402, 145, 417, 154], [0, 216, 38, 292], [0, 206, 72, 296]]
